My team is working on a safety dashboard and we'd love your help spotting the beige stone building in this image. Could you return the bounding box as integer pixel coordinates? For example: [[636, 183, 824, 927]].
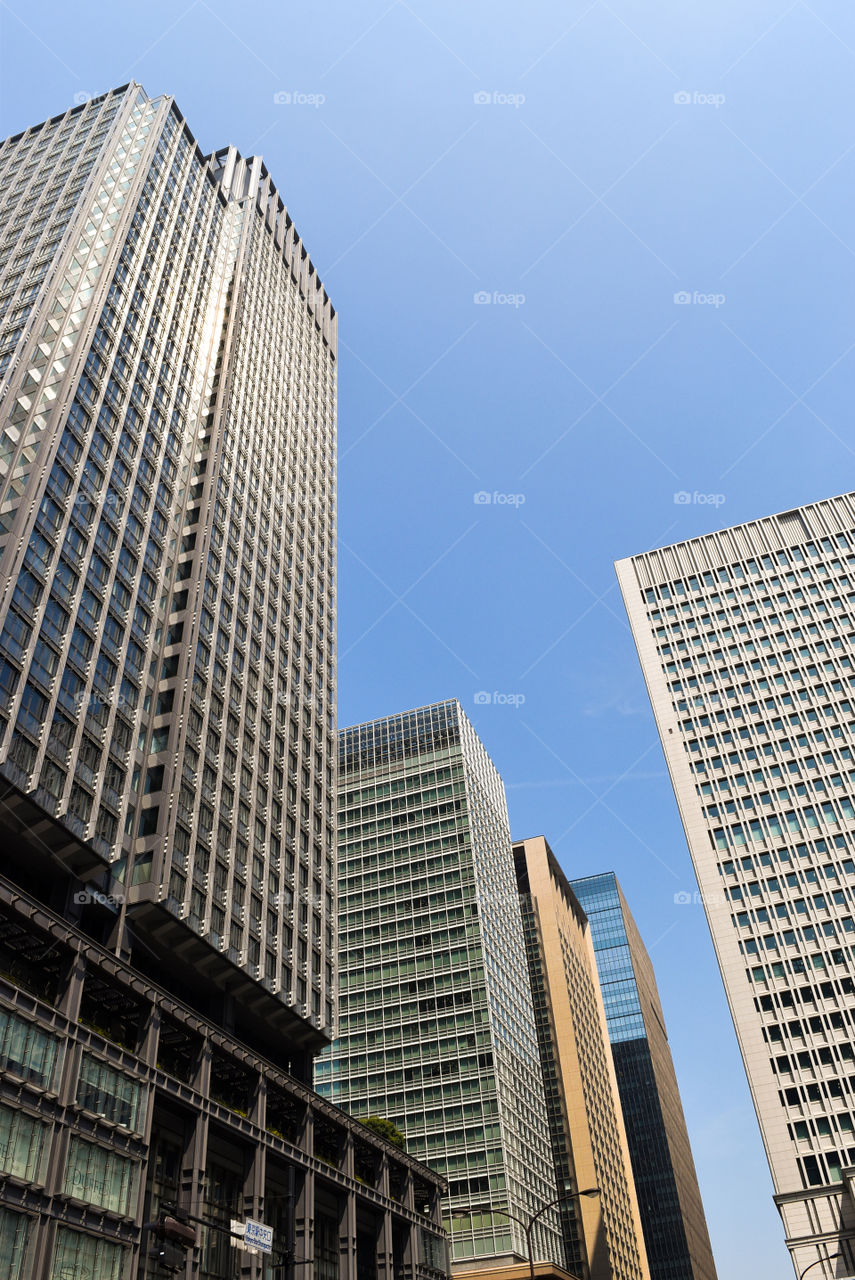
[[513, 836, 651, 1280]]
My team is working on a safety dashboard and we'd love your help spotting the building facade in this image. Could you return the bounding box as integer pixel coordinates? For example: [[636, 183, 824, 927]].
[[315, 701, 564, 1272], [0, 83, 337, 1070], [513, 838, 650, 1280], [0, 87, 451, 1280], [0, 798, 448, 1280], [617, 492, 855, 1277], [570, 873, 718, 1280]]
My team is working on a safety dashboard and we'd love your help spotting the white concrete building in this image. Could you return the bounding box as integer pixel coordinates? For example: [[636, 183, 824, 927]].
[[617, 493, 855, 1278]]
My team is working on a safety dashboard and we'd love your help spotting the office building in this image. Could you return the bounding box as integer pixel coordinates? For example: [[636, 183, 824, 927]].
[[0, 81, 337, 1063], [315, 701, 565, 1272], [0, 85, 449, 1280], [0, 808, 448, 1280], [513, 837, 650, 1280], [617, 492, 855, 1277], [571, 873, 718, 1280]]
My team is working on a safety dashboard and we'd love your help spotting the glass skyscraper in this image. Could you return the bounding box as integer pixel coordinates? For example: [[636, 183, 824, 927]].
[[315, 700, 564, 1270], [570, 873, 718, 1280], [617, 492, 855, 1277], [0, 83, 337, 1066]]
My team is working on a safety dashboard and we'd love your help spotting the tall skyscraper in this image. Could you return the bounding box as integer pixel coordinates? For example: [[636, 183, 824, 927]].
[[0, 86, 450, 1280], [315, 701, 565, 1272], [570, 872, 718, 1280], [513, 837, 651, 1280], [0, 83, 337, 1070], [617, 492, 855, 1278]]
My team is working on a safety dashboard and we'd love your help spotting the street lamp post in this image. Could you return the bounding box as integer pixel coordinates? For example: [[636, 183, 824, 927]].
[[798, 1253, 847, 1280], [451, 1188, 600, 1280]]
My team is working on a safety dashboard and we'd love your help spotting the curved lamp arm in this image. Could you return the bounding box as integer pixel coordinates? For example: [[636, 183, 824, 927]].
[[528, 1188, 601, 1233], [798, 1254, 846, 1280]]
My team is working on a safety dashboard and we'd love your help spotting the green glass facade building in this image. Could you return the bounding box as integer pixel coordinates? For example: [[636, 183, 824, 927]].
[[315, 701, 564, 1270]]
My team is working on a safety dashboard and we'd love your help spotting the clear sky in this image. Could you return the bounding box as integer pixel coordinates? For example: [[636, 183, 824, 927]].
[[3, 2, 854, 1275]]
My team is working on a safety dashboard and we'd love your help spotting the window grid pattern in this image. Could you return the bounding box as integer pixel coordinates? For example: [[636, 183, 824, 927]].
[[150, 150, 337, 1027], [619, 493, 855, 1271], [627, 516, 855, 1190], [0, 86, 338, 1023], [318, 701, 563, 1267], [516, 843, 650, 1280], [571, 873, 718, 1280]]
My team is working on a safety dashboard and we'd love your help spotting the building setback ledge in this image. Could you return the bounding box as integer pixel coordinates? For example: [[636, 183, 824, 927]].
[[451, 1263, 583, 1280], [127, 896, 328, 1057]]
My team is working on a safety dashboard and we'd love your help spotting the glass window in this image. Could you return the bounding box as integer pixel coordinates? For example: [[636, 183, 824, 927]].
[[0, 1009, 58, 1087], [0, 1104, 46, 1180], [76, 1053, 146, 1132], [50, 1228, 124, 1280], [0, 1207, 30, 1280], [63, 1136, 136, 1215]]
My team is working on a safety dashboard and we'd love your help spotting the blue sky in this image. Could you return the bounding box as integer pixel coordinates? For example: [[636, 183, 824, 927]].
[[3, 1, 855, 1274]]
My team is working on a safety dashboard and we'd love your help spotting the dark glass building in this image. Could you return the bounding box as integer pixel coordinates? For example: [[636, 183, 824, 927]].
[[570, 874, 718, 1280]]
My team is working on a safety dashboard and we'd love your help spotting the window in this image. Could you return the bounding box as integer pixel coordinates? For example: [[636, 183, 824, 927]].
[[50, 1228, 124, 1280], [0, 1104, 46, 1180], [76, 1054, 145, 1131], [63, 1137, 136, 1214], [138, 807, 159, 837], [0, 1207, 29, 1280]]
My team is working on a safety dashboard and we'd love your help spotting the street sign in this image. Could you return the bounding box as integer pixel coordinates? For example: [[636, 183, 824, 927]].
[[244, 1220, 273, 1254]]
